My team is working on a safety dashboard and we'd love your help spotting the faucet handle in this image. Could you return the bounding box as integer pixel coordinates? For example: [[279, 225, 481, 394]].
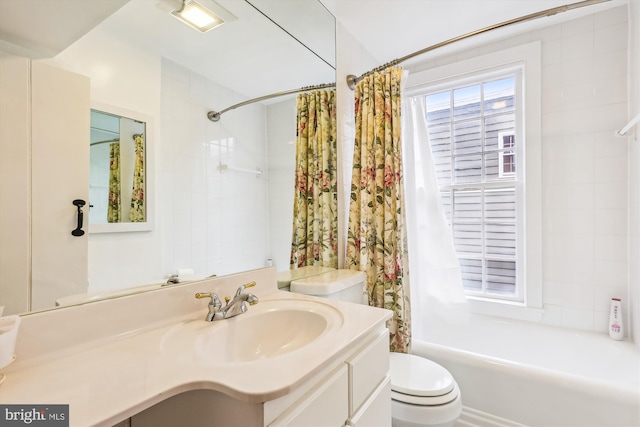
[[195, 292, 222, 309], [235, 281, 256, 296]]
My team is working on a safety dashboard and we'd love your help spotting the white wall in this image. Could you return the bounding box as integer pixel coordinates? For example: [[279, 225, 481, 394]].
[[628, 0, 640, 348]]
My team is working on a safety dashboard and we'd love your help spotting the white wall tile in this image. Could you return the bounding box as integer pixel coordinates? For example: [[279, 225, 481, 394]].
[[594, 208, 627, 235], [562, 58, 594, 86], [565, 156, 595, 183], [561, 33, 594, 62], [595, 24, 628, 54], [594, 76, 628, 105], [594, 102, 628, 132], [595, 155, 627, 183], [594, 49, 627, 80], [562, 14, 594, 36], [562, 306, 594, 330], [595, 182, 628, 209], [562, 106, 595, 135], [541, 39, 562, 66], [537, 7, 629, 333], [595, 5, 628, 29], [594, 259, 628, 287], [594, 234, 628, 261]]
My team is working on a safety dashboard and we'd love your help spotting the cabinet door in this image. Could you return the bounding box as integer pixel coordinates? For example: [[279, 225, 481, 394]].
[[347, 376, 391, 427], [347, 328, 389, 415], [30, 61, 90, 310], [269, 364, 349, 427]]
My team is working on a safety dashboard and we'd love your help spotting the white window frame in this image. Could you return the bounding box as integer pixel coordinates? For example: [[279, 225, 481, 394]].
[[405, 42, 543, 321]]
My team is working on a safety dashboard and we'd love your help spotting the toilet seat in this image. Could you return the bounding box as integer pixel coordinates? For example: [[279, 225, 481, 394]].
[[390, 353, 459, 406]]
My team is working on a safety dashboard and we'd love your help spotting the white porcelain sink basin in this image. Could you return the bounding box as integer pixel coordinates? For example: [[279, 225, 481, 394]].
[[163, 298, 344, 364]]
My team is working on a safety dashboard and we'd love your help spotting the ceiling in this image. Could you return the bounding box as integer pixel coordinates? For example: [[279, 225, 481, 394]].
[[324, 0, 627, 68], [0, 0, 627, 100]]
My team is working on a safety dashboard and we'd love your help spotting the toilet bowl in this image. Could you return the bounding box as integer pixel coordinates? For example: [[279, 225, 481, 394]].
[[288, 269, 462, 427], [390, 352, 462, 427]]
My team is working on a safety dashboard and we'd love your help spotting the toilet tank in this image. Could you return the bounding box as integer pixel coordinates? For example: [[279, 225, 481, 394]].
[[290, 269, 367, 305], [276, 266, 337, 290]]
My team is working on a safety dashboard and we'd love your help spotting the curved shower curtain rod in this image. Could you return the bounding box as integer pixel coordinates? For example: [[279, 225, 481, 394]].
[[207, 0, 609, 120], [345, 0, 611, 89], [207, 82, 336, 122]]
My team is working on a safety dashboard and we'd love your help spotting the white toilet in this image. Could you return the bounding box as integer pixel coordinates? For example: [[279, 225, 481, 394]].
[[289, 269, 462, 427], [390, 352, 462, 427]]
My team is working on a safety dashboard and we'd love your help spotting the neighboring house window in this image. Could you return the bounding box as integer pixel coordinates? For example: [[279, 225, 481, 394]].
[[424, 73, 522, 302], [498, 132, 516, 178]]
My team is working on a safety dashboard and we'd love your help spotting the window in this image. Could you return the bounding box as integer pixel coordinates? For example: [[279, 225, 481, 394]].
[[405, 42, 542, 319], [425, 73, 522, 302], [498, 132, 516, 178]]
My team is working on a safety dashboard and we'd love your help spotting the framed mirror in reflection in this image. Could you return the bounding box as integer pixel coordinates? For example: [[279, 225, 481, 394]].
[[89, 105, 154, 233]]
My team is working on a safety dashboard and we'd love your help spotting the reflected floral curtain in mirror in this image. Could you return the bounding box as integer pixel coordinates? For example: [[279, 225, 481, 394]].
[[129, 133, 145, 222], [107, 142, 121, 223], [290, 89, 338, 268], [346, 67, 411, 353]]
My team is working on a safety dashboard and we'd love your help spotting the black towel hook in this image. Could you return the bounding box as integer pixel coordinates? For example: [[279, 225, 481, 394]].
[[71, 199, 86, 237]]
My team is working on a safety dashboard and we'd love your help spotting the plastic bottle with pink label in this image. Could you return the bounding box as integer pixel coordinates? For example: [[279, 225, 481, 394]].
[[609, 298, 624, 341]]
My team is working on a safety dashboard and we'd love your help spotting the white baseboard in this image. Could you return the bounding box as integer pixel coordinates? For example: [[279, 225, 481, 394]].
[[455, 407, 528, 427]]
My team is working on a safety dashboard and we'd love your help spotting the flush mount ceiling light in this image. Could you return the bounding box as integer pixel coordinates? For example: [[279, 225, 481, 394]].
[[164, 0, 237, 33]]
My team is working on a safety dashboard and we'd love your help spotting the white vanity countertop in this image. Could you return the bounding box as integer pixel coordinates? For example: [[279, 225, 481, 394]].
[[0, 268, 391, 427]]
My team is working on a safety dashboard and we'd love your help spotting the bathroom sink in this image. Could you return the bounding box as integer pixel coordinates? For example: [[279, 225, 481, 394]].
[[163, 298, 344, 363]]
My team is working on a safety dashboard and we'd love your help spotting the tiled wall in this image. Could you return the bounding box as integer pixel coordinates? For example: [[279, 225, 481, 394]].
[[539, 6, 628, 332], [630, 0, 640, 348], [266, 98, 297, 271], [159, 59, 271, 278], [400, 6, 630, 333]]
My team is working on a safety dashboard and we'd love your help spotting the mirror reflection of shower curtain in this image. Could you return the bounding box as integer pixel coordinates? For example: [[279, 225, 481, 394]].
[[107, 142, 121, 223], [129, 134, 145, 222], [289, 89, 338, 268]]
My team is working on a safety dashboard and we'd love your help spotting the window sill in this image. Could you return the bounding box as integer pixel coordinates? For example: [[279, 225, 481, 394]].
[[466, 296, 544, 322]]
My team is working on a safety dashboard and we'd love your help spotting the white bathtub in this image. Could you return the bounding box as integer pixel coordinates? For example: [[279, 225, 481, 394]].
[[412, 312, 640, 427]]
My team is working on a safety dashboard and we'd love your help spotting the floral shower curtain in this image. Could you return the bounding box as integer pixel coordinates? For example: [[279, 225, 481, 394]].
[[290, 89, 338, 268], [346, 67, 411, 353], [129, 133, 145, 222], [107, 142, 121, 223]]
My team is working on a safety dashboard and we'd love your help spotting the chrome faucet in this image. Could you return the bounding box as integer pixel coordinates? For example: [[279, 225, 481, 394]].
[[195, 281, 259, 321]]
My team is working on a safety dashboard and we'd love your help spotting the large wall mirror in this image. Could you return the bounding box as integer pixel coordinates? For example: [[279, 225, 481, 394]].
[[89, 105, 153, 233], [0, 0, 335, 315]]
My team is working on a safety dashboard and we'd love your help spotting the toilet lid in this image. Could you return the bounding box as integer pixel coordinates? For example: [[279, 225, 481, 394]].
[[390, 352, 456, 397], [290, 270, 365, 295]]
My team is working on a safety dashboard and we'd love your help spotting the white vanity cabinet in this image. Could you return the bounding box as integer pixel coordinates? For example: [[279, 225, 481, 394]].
[[129, 326, 391, 427], [345, 329, 392, 426], [267, 364, 349, 427]]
